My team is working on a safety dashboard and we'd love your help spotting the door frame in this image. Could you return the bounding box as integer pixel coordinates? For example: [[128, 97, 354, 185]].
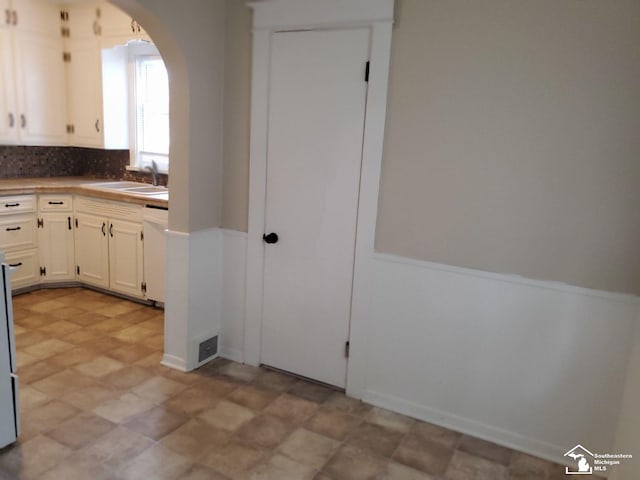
[[244, 0, 394, 392]]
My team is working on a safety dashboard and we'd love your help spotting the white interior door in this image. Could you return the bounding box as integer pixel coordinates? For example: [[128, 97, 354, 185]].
[[261, 28, 370, 388]]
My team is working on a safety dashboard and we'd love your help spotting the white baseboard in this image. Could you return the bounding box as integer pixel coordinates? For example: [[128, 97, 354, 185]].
[[363, 389, 571, 467], [161, 354, 188, 372]]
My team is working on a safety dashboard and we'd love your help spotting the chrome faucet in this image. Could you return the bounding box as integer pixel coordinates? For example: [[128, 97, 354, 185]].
[[144, 160, 160, 186]]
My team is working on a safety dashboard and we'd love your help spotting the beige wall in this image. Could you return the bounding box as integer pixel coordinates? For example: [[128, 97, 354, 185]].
[[222, 0, 251, 232], [220, 0, 640, 294], [376, 0, 640, 294]]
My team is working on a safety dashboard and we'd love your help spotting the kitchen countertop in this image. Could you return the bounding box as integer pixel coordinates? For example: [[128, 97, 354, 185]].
[[0, 177, 169, 208]]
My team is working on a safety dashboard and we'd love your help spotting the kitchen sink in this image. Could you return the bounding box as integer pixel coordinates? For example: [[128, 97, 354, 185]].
[[87, 181, 148, 190], [123, 186, 168, 194]]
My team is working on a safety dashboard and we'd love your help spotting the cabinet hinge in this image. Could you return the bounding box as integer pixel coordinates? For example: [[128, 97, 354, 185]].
[[76, 265, 80, 275], [60, 10, 69, 22], [63, 51, 71, 63], [66, 124, 75, 134], [344, 341, 350, 358], [141, 282, 147, 294], [39, 266, 46, 277], [36, 218, 43, 228], [60, 26, 70, 38], [364, 61, 370, 82]]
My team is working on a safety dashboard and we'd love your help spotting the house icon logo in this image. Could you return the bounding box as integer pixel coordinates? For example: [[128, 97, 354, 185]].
[[564, 445, 594, 475]]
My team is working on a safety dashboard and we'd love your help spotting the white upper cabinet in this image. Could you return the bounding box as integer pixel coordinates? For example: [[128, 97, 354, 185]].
[[13, 30, 67, 144], [0, 23, 16, 143], [66, 1, 100, 40], [12, 0, 58, 36], [99, 1, 149, 49], [1, 0, 67, 145], [66, 37, 103, 147]]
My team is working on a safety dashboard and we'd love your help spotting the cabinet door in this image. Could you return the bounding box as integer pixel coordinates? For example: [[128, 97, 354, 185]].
[[67, 2, 100, 40], [13, 31, 67, 145], [108, 219, 143, 298], [67, 38, 103, 147], [12, 0, 60, 36], [109, 220, 144, 297], [100, 2, 136, 39], [0, 27, 17, 143], [74, 212, 109, 288], [38, 213, 75, 282]]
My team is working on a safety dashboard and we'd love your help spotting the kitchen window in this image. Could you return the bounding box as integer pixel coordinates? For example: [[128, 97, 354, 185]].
[[127, 43, 169, 172]]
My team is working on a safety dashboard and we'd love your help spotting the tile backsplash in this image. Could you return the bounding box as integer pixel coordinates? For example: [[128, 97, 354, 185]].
[[0, 146, 168, 185]]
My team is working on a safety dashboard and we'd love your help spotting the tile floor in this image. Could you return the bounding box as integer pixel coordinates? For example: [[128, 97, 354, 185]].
[[0, 287, 569, 480]]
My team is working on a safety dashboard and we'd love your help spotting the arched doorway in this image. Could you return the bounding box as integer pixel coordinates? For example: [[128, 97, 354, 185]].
[[108, 0, 226, 371]]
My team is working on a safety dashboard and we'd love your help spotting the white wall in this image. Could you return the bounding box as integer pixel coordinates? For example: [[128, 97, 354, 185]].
[[348, 252, 638, 465], [610, 315, 640, 480], [163, 228, 223, 371], [220, 233, 639, 467], [220, 229, 247, 362]]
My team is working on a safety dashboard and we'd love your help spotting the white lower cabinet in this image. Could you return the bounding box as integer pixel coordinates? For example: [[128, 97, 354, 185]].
[[74, 212, 109, 288], [108, 219, 144, 298], [0, 195, 38, 289], [0, 193, 150, 299], [38, 195, 75, 282], [5, 249, 38, 288], [74, 197, 145, 298]]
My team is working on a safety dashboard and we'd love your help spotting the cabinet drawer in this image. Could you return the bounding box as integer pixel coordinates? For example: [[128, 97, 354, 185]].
[[0, 215, 37, 251], [5, 250, 39, 289], [0, 196, 36, 215], [75, 196, 142, 222], [39, 195, 73, 212]]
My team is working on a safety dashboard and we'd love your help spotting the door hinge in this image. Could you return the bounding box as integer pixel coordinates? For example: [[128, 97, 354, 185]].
[[344, 341, 350, 358], [39, 266, 46, 276], [37, 218, 43, 228], [364, 61, 370, 82], [141, 282, 147, 294], [140, 231, 144, 241], [63, 51, 71, 63]]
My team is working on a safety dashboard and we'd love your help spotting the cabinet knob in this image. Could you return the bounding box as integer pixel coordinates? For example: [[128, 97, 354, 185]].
[[101, 222, 106, 236], [8, 113, 14, 128], [20, 114, 25, 128], [95, 119, 100, 133]]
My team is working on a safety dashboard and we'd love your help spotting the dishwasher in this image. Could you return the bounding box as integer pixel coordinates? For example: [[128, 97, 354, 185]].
[[143, 206, 168, 304]]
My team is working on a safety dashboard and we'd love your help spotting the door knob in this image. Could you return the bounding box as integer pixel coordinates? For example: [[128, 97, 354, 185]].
[[263, 232, 279, 244]]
